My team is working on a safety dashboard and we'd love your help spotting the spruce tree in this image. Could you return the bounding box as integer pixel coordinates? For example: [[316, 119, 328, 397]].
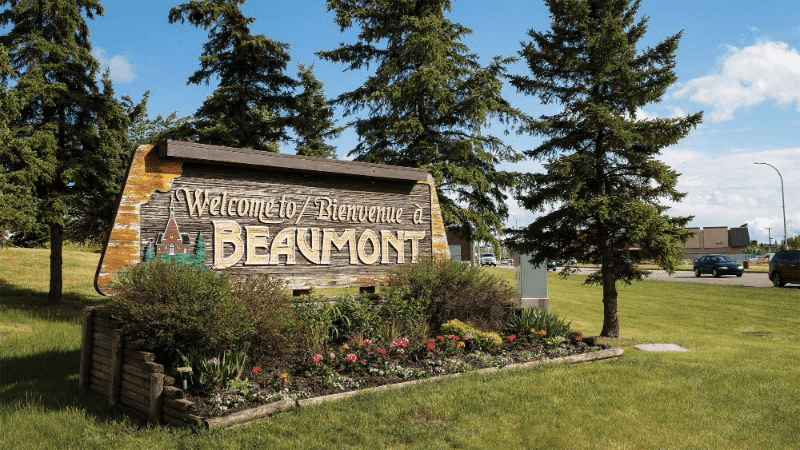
[[123, 90, 187, 151], [169, 0, 296, 151], [317, 0, 523, 242], [507, 0, 702, 337], [292, 64, 343, 159], [0, 0, 127, 303]]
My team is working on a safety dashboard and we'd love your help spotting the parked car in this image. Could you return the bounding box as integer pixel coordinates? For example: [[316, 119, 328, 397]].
[[693, 254, 744, 277], [500, 257, 511, 265], [479, 252, 497, 266], [768, 250, 800, 287], [546, 259, 561, 271]]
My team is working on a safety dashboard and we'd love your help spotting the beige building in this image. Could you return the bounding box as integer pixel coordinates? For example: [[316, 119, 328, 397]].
[[683, 226, 750, 260]]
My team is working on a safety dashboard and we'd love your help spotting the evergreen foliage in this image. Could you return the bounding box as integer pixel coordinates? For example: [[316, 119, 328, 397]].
[[317, 0, 524, 242], [122, 90, 188, 151], [168, 0, 296, 151], [292, 64, 343, 159], [0, 0, 129, 303], [506, 0, 702, 337]]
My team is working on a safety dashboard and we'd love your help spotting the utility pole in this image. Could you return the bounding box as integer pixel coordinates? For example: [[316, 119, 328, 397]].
[[767, 228, 772, 252], [755, 162, 788, 250]]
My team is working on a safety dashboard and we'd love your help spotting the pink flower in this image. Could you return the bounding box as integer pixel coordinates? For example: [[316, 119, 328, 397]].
[[208, 358, 219, 366], [312, 354, 323, 362], [395, 338, 409, 347], [429, 338, 436, 343], [508, 334, 517, 341], [487, 335, 495, 341], [252, 366, 262, 374], [329, 352, 336, 360], [346, 353, 357, 362], [464, 333, 474, 340], [436, 336, 444, 341], [364, 339, 373, 345], [427, 342, 436, 350], [377, 348, 387, 355], [397, 348, 405, 354]]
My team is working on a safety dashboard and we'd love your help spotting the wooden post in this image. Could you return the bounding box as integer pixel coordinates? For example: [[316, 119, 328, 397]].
[[108, 329, 123, 409], [149, 373, 165, 424], [78, 308, 95, 395]]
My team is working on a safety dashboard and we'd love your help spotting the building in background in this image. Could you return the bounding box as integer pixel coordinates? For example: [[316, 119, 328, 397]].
[[682, 226, 750, 260]]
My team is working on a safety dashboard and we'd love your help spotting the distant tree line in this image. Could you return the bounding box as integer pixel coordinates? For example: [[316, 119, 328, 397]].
[[0, 0, 702, 338]]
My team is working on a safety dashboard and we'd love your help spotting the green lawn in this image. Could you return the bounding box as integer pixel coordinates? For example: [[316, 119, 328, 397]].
[[1, 248, 798, 449]]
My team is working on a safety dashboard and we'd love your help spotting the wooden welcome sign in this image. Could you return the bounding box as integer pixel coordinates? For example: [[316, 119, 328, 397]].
[[95, 141, 450, 295]]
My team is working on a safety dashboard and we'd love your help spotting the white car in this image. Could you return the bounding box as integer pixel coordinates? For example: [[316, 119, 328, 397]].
[[480, 252, 497, 266]]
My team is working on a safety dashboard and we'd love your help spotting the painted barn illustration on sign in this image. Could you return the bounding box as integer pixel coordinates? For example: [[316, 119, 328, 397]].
[[95, 141, 450, 295]]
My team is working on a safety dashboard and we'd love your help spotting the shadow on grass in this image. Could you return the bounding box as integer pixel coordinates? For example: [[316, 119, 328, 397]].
[[0, 348, 106, 418], [0, 278, 109, 322]]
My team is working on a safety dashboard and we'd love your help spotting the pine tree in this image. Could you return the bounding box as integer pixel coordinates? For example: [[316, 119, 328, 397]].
[[168, 0, 296, 151], [0, 0, 128, 303], [317, 0, 523, 242], [123, 90, 187, 151], [66, 70, 131, 245], [507, 0, 702, 337], [292, 64, 343, 159], [194, 232, 206, 262]]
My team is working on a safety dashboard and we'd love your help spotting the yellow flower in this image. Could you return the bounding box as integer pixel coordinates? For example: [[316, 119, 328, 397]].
[[280, 372, 288, 379], [342, 343, 349, 349], [539, 330, 547, 336], [530, 328, 536, 333], [458, 341, 465, 347]]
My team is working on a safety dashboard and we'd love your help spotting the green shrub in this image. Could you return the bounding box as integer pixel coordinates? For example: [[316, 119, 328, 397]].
[[388, 258, 516, 332], [333, 294, 382, 340], [112, 259, 255, 361], [506, 306, 573, 337], [229, 274, 295, 361], [292, 295, 350, 354]]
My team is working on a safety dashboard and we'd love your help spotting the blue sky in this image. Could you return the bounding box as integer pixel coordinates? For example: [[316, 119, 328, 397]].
[[88, 0, 800, 246]]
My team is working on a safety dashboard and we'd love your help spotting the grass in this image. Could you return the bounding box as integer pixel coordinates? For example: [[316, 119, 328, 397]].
[[1, 248, 799, 448]]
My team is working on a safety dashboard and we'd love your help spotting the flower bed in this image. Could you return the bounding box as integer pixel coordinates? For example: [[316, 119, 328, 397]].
[[95, 258, 620, 428], [179, 328, 610, 420]]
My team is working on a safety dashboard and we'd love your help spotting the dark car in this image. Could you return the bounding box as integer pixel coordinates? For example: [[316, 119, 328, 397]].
[[768, 250, 800, 287], [546, 259, 561, 271], [693, 254, 744, 277]]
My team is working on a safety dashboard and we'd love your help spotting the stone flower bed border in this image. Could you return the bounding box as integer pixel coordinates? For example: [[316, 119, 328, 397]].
[[79, 306, 623, 429]]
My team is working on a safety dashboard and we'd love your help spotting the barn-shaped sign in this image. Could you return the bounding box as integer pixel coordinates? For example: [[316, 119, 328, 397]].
[[95, 141, 450, 295]]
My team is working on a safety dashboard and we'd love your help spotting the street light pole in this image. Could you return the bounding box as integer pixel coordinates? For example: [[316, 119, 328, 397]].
[[754, 162, 787, 250]]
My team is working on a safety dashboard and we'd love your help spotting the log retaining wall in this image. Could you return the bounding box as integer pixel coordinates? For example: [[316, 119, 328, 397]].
[[78, 306, 202, 426]]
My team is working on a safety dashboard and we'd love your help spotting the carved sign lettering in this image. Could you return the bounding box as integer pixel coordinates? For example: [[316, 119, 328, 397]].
[[95, 142, 449, 294]]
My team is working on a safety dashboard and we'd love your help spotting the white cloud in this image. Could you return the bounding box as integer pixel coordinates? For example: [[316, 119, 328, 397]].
[[660, 147, 800, 242], [93, 48, 136, 84], [674, 40, 800, 121]]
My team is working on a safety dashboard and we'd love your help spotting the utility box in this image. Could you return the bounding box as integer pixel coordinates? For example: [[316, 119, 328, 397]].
[[513, 252, 550, 309]]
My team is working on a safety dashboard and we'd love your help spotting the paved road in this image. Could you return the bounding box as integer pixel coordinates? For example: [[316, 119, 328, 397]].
[[563, 267, 784, 288]]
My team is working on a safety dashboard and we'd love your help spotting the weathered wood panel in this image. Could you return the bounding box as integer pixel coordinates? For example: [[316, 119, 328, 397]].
[[96, 142, 450, 294]]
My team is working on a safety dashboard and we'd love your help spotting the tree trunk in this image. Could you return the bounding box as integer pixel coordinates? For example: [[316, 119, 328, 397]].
[[599, 240, 620, 338], [48, 222, 63, 305], [600, 275, 619, 338]]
